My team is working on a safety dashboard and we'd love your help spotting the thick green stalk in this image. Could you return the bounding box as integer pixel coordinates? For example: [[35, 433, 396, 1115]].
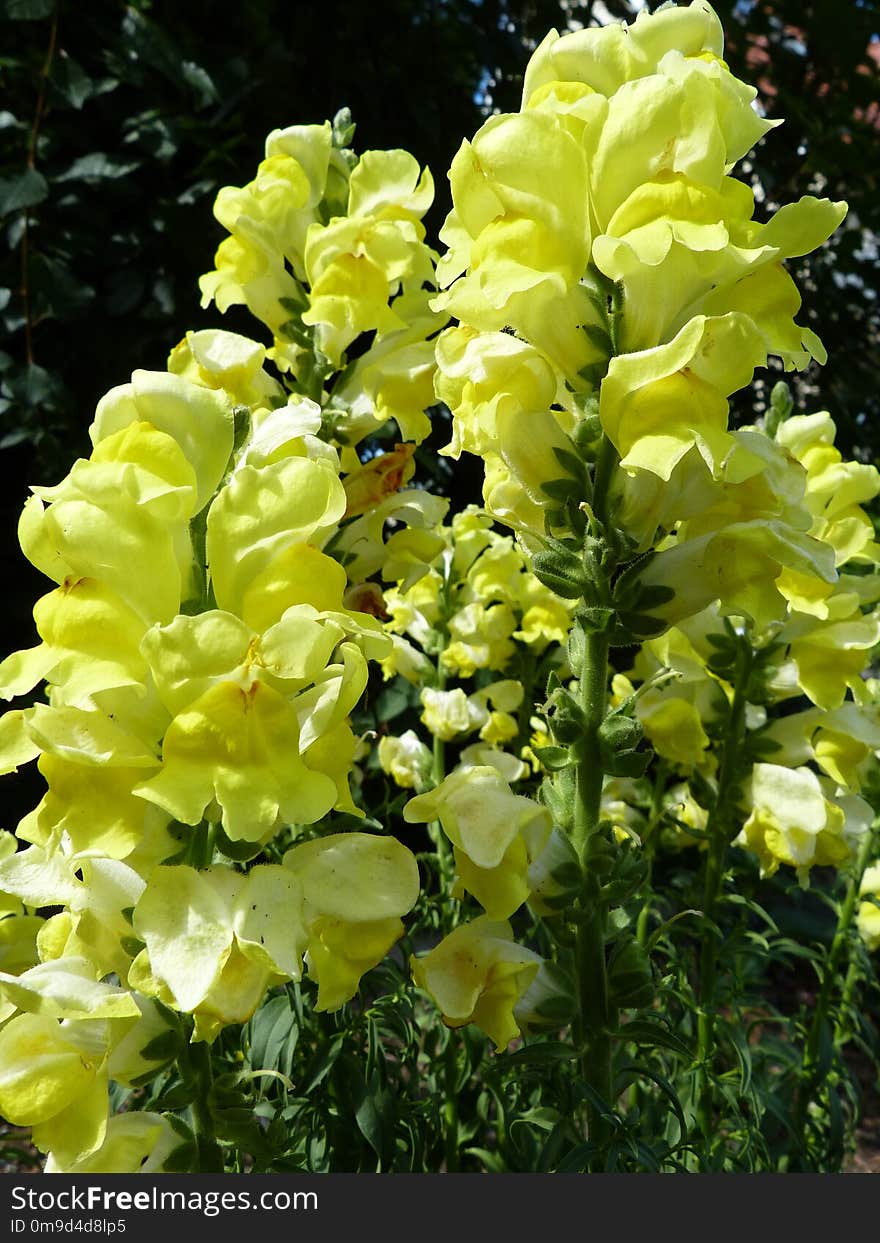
[[695, 641, 752, 1146], [185, 819, 216, 870], [573, 625, 614, 1155], [567, 434, 619, 1159], [591, 436, 618, 531], [183, 1039, 223, 1172]]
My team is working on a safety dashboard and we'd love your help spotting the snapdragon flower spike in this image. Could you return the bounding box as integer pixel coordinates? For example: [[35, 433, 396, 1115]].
[[433, 0, 846, 565], [381, 505, 574, 686], [0, 123, 457, 1174], [199, 119, 447, 448], [0, 362, 405, 862], [775, 413, 880, 567]]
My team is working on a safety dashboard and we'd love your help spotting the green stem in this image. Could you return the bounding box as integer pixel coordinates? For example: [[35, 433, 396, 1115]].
[[443, 1030, 460, 1172], [832, 956, 861, 1052], [573, 625, 614, 1158], [635, 760, 668, 947], [798, 816, 879, 1144], [628, 771, 666, 1117], [183, 1039, 223, 1172], [695, 640, 752, 1148], [186, 819, 217, 870], [572, 628, 610, 857], [591, 437, 618, 531]]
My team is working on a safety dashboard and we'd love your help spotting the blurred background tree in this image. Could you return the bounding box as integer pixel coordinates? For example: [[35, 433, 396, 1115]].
[[1, 0, 877, 819]]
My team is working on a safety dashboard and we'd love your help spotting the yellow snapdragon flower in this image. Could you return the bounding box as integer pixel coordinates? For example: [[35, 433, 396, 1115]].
[[411, 916, 542, 1051], [404, 765, 551, 918]]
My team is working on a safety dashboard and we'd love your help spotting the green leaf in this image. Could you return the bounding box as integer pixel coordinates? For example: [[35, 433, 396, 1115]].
[[300, 1031, 346, 1093], [0, 167, 47, 215], [138, 1028, 182, 1064], [463, 1146, 507, 1172], [247, 993, 299, 1080], [214, 820, 265, 862], [745, 733, 783, 758], [551, 446, 586, 480], [727, 1024, 753, 1094], [120, 8, 184, 82], [603, 748, 651, 778], [56, 152, 141, 183], [617, 611, 668, 640], [278, 288, 309, 315], [0, 427, 31, 449], [617, 1019, 692, 1059], [354, 1073, 391, 1161], [539, 476, 583, 503], [50, 56, 96, 109], [607, 935, 655, 1008], [616, 1062, 687, 1141], [374, 680, 413, 722], [152, 1081, 194, 1111], [576, 361, 606, 389], [580, 605, 614, 631], [162, 1140, 197, 1173], [553, 1142, 598, 1173], [181, 60, 219, 108], [538, 1120, 571, 1172], [530, 744, 573, 771], [583, 324, 614, 355], [532, 546, 589, 598], [504, 1041, 579, 1068], [0, 0, 54, 18], [634, 584, 675, 609], [510, 1106, 562, 1137]]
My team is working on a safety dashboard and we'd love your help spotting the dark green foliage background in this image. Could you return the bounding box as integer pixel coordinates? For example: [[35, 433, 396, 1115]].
[[1, 0, 878, 817]]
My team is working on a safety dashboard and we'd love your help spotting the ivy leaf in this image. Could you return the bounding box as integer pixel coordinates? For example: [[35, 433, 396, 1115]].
[[50, 54, 96, 109], [0, 167, 48, 216], [0, 0, 54, 19], [55, 152, 141, 183], [181, 60, 219, 109]]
